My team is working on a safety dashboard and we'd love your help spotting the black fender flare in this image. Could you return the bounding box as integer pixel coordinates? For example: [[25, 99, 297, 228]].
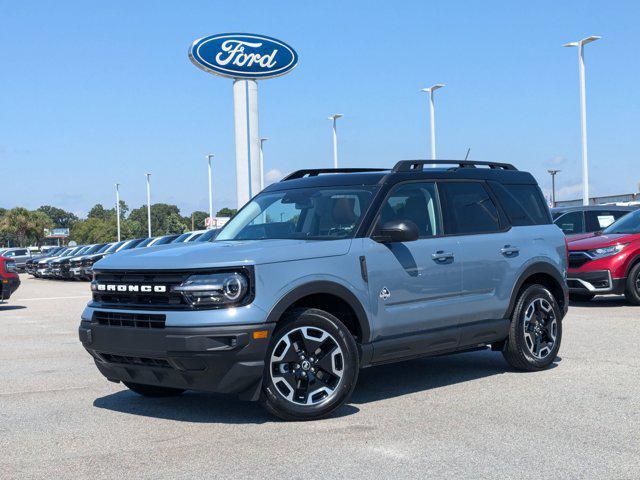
[[264, 280, 372, 343], [504, 262, 568, 319]]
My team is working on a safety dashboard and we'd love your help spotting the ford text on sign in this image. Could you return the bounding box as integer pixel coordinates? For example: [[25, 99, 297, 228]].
[[189, 33, 298, 80]]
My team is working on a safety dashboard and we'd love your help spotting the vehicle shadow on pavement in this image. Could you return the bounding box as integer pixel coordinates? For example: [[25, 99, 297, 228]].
[[570, 297, 630, 308], [0, 304, 26, 311], [351, 348, 558, 405], [93, 390, 359, 424]]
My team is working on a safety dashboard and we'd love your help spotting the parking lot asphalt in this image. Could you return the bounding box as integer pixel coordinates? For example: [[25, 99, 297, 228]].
[[1, 275, 638, 479]]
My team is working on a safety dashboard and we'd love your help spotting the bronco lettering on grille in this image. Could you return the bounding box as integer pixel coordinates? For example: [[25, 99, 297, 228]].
[[94, 284, 167, 293]]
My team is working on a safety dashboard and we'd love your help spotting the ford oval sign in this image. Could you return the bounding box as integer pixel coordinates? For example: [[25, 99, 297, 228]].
[[189, 33, 298, 80]]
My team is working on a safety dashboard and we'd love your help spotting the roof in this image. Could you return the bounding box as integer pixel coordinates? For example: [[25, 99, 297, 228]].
[[265, 160, 537, 192]]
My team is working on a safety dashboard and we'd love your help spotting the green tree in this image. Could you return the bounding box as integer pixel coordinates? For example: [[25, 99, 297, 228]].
[[191, 211, 209, 230], [0, 208, 53, 246], [37, 205, 78, 228], [87, 204, 111, 221], [216, 207, 237, 217], [128, 203, 188, 236]]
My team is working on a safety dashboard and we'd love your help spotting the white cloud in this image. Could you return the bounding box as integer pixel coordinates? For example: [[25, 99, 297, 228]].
[[265, 169, 284, 185], [547, 155, 568, 166], [541, 182, 583, 202]]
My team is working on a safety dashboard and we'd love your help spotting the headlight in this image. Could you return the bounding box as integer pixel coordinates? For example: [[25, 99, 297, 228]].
[[588, 243, 628, 259], [172, 271, 252, 308]]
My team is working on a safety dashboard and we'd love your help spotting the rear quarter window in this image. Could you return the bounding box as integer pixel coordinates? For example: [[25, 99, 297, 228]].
[[488, 182, 551, 226]]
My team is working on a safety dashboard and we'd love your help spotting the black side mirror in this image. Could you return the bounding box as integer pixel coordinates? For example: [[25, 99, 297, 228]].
[[373, 220, 420, 243]]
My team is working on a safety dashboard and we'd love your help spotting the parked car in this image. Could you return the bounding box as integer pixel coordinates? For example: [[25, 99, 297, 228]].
[[0, 257, 20, 301], [26, 247, 65, 275], [63, 244, 107, 280], [70, 243, 114, 280], [172, 230, 206, 243], [37, 246, 84, 278], [567, 208, 640, 304], [50, 245, 93, 279], [77, 238, 145, 281], [0, 247, 33, 271], [81, 160, 568, 420], [194, 229, 219, 242], [552, 206, 637, 240]]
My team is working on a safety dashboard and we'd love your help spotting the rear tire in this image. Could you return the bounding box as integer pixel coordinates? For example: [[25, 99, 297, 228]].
[[123, 382, 186, 397], [261, 308, 359, 421], [624, 262, 640, 305], [569, 292, 595, 302], [503, 285, 562, 372]]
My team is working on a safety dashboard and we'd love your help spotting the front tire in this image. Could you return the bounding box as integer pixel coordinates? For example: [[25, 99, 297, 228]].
[[123, 382, 186, 397], [503, 285, 562, 371], [624, 262, 640, 305], [261, 308, 359, 421]]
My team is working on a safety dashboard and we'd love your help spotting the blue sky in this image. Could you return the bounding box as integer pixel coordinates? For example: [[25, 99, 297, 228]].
[[2, 1, 639, 216]]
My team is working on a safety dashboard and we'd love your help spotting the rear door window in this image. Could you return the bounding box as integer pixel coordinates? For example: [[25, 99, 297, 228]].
[[488, 182, 551, 226], [439, 182, 501, 235], [585, 210, 630, 232], [554, 211, 584, 234]]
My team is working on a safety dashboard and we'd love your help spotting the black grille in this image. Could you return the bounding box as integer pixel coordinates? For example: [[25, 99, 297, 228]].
[[92, 271, 191, 309], [94, 311, 166, 329], [100, 353, 171, 368], [569, 252, 592, 269]]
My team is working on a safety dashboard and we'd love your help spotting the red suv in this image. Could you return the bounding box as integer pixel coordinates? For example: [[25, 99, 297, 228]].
[[567, 208, 640, 304], [0, 256, 20, 301]]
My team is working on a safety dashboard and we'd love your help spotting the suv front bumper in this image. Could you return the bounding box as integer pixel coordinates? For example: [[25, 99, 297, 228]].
[[79, 320, 275, 399], [566, 269, 626, 295]]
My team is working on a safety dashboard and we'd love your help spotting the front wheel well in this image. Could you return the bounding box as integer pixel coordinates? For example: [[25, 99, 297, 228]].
[[279, 293, 363, 343], [511, 272, 566, 317]]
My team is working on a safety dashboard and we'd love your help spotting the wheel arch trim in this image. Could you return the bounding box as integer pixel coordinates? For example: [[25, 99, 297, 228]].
[[504, 262, 568, 320], [264, 281, 371, 343]]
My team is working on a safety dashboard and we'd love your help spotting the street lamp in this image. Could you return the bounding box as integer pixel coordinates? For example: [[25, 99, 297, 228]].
[[548, 170, 561, 207], [420, 84, 445, 166], [207, 154, 214, 225], [328, 114, 343, 168], [145, 173, 152, 238], [564, 35, 601, 206], [115, 183, 121, 242], [259, 138, 268, 190]]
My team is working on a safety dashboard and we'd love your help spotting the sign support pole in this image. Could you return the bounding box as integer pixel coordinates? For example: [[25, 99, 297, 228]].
[[233, 79, 261, 208]]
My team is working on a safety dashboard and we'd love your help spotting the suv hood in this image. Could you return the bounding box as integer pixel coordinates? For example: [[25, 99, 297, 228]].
[[568, 233, 638, 251], [94, 239, 352, 271]]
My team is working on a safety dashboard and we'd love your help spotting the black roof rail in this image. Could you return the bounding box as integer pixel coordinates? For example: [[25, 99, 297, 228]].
[[392, 160, 517, 172], [281, 168, 387, 181]]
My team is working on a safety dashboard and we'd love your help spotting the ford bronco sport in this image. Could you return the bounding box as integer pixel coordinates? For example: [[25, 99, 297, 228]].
[[80, 160, 568, 420]]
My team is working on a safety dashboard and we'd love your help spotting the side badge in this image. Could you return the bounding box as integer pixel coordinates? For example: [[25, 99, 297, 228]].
[[379, 287, 391, 300]]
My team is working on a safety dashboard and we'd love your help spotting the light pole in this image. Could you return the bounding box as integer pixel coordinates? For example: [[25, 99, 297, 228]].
[[207, 154, 214, 225], [548, 169, 561, 207], [145, 173, 152, 238], [564, 36, 601, 206], [115, 183, 121, 242], [259, 138, 268, 190], [328, 114, 343, 168], [420, 84, 445, 166]]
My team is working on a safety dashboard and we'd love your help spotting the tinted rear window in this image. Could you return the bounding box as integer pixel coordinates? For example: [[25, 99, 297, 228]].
[[489, 182, 551, 226], [439, 182, 501, 235]]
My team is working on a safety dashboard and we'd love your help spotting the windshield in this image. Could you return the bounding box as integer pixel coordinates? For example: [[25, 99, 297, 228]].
[[216, 186, 376, 241], [117, 239, 143, 251], [136, 237, 155, 248], [155, 235, 178, 245], [82, 244, 104, 255], [173, 233, 190, 243], [196, 229, 217, 242], [96, 243, 112, 254], [603, 209, 640, 234], [104, 241, 125, 253]]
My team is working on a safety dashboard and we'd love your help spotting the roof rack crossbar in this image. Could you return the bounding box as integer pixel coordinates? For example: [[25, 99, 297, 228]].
[[392, 160, 517, 172], [281, 168, 387, 181]]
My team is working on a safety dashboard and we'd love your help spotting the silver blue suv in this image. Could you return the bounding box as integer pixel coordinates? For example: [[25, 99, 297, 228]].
[[79, 160, 568, 420]]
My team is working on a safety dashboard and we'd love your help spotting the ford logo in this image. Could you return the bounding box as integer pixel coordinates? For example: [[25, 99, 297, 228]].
[[189, 33, 298, 80]]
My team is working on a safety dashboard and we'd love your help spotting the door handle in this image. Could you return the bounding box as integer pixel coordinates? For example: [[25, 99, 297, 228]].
[[431, 251, 454, 262], [500, 245, 519, 257]]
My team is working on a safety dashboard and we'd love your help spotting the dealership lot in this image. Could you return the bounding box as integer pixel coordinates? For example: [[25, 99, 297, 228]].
[[1, 276, 638, 479]]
